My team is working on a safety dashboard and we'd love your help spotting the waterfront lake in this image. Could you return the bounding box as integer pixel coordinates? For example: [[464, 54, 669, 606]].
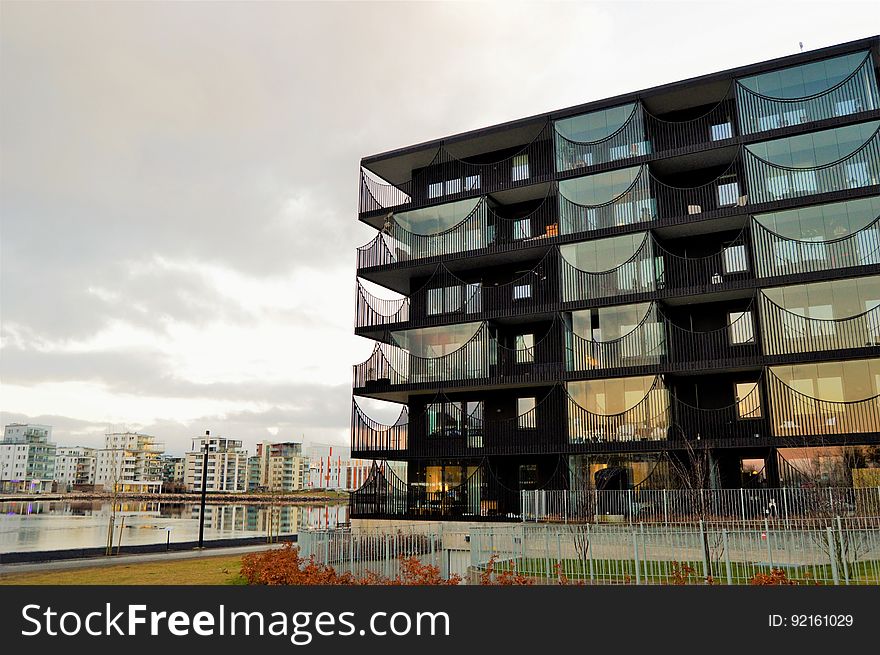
[[0, 500, 348, 553]]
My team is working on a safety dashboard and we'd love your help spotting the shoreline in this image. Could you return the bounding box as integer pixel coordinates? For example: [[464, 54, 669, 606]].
[[0, 491, 349, 504]]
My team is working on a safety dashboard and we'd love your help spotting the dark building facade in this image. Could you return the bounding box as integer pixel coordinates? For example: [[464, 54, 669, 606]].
[[350, 37, 880, 521]]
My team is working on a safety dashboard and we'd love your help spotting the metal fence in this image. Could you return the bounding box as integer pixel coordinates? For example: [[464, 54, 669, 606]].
[[297, 517, 880, 585], [297, 524, 471, 580], [470, 518, 880, 585], [521, 486, 880, 523]]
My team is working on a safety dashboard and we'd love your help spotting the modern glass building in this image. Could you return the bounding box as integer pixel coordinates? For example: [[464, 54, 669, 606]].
[[350, 37, 880, 521]]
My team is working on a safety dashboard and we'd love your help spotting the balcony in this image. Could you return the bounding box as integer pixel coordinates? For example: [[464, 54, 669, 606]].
[[768, 366, 880, 439], [736, 51, 879, 137], [759, 290, 880, 358], [564, 302, 666, 375], [358, 121, 554, 217], [560, 232, 660, 304], [555, 103, 651, 173], [352, 387, 579, 458], [355, 250, 559, 333], [558, 165, 657, 237], [349, 461, 527, 520], [750, 198, 880, 278], [656, 229, 755, 296], [643, 87, 738, 154], [567, 377, 671, 446], [670, 377, 769, 443], [743, 120, 880, 205], [665, 304, 760, 369], [356, 190, 558, 272], [353, 321, 564, 397]]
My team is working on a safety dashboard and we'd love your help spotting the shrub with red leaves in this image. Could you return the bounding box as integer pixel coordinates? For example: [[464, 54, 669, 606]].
[[240, 543, 461, 586], [750, 568, 798, 585]]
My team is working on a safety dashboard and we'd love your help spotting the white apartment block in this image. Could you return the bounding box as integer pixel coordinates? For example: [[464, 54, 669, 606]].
[[306, 443, 372, 491], [94, 432, 164, 493], [54, 446, 97, 490], [1, 424, 56, 493], [185, 434, 249, 492]]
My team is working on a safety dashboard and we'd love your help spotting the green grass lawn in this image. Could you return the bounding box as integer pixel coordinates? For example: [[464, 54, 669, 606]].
[[0, 555, 248, 586], [490, 556, 880, 585]]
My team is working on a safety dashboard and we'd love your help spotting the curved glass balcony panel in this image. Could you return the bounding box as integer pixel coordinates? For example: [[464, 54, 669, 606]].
[[778, 446, 878, 487], [558, 166, 656, 235], [351, 399, 409, 452], [555, 103, 650, 172], [565, 302, 666, 372], [358, 121, 554, 215], [560, 232, 659, 302], [643, 89, 738, 152], [355, 279, 410, 329], [759, 276, 880, 355], [769, 358, 880, 437], [651, 155, 749, 218], [737, 51, 879, 136], [567, 376, 670, 444], [356, 197, 491, 268], [353, 322, 492, 388], [750, 196, 880, 277], [743, 121, 880, 204], [672, 379, 766, 442]]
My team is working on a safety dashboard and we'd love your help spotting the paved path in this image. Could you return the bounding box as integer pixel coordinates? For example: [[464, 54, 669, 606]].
[[0, 543, 281, 576]]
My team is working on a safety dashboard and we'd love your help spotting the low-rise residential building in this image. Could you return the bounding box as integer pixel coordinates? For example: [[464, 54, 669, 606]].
[[0, 424, 56, 493], [306, 443, 371, 491], [185, 434, 249, 492], [95, 432, 164, 493], [55, 446, 97, 491]]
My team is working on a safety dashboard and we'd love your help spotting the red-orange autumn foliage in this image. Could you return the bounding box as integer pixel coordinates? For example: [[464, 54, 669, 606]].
[[479, 554, 534, 585], [749, 568, 798, 585], [240, 542, 461, 586]]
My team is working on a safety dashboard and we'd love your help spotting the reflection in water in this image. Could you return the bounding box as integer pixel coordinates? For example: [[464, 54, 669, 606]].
[[0, 501, 349, 553]]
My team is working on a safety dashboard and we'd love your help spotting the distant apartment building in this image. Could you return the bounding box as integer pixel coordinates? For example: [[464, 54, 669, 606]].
[[54, 446, 97, 491], [160, 455, 186, 492], [0, 424, 56, 493], [95, 432, 164, 493], [306, 443, 371, 491], [248, 441, 308, 493], [185, 434, 248, 493]]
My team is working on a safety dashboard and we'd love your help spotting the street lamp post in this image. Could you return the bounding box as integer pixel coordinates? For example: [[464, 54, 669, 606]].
[[197, 431, 210, 549]]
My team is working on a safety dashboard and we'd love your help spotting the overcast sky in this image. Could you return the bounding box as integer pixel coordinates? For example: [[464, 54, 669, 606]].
[[1, 1, 877, 455]]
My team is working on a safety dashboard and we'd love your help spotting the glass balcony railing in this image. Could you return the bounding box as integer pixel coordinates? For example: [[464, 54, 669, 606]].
[[750, 196, 880, 277], [555, 103, 651, 173], [736, 51, 879, 136], [567, 377, 670, 444], [743, 121, 880, 205]]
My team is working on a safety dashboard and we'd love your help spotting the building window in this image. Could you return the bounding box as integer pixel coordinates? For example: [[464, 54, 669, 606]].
[[427, 285, 463, 315], [427, 182, 442, 199], [513, 283, 532, 300], [514, 218, 532, 240], [517, 397, 536, 428], [723, 245, 748, 274], [445, 178, 461, 195], [515, 334, 534, 363], [729, 311, 755, 344], [464, 174, 481, 191], [512, 154, 529, 182], [735, 382, 762, 418]]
